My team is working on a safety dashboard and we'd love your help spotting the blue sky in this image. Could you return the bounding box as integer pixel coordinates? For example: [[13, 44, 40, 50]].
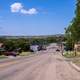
[[0, 0, 76, 36]]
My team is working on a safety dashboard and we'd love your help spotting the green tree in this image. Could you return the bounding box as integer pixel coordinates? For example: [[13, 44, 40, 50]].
[[65, 0, 80, 49]]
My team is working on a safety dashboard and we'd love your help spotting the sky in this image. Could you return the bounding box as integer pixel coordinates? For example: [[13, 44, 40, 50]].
[[0, 0, 76, 36]]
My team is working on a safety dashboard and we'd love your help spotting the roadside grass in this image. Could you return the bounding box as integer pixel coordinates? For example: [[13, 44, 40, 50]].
[[0, 55, 7, 59], [63, 51, 76, 58], [64, 51, 80, 67], [63, 51, 80, 58], [0, 52, 33, 59], [19, 52, 32, 56], [72, 59, 80, 67]]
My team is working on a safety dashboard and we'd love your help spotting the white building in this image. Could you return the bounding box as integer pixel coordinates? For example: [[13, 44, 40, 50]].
[[30, 45, 39, 52]]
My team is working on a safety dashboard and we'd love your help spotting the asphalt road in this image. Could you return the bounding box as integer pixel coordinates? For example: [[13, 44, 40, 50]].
[[0, 50, 80, 80]]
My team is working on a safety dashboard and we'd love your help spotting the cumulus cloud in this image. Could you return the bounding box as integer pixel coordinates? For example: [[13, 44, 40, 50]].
[[10, 2, 38, 15], [21, 8, 38, 15], [10, 3, 23, 12]]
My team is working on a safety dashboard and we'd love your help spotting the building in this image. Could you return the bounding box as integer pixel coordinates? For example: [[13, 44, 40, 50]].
[[30, 45, 39, 52]]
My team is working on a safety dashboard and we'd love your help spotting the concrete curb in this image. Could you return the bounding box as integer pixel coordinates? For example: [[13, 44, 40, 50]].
[[70, 61, 80, 72]]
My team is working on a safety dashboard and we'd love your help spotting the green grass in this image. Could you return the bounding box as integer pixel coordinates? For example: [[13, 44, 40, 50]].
[[19, 52, 32, 56], [0, 55, 7, 59], [64, 51, 80, 67], [64, 51, 77, 58], [64, 51, 80, 58]]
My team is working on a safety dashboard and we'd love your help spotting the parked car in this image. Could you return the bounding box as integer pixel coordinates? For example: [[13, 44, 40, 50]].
[[4, 51, 17, 57]]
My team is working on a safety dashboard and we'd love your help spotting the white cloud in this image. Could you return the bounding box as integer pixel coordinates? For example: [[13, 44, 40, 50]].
[[21, 8, 38, 15], [10, 2, 38, 15], [10, 2, 23, 12]]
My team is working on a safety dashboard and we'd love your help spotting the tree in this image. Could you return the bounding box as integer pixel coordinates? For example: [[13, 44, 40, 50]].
[[65, 0, 80, 55]]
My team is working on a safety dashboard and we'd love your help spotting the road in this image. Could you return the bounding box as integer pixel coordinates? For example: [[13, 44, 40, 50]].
[[0, 50, 80, 80]]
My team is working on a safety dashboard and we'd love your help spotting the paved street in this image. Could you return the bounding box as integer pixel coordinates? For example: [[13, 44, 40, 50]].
[[0, 50, 80, 80]]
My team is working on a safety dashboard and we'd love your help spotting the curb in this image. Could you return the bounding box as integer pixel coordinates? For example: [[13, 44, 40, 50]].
[[70, 61, 80, 72]]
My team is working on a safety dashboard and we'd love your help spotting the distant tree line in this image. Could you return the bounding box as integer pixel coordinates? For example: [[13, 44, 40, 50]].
[[0, 36, 65, 52]]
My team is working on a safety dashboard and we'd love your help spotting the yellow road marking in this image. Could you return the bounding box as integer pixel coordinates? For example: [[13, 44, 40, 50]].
[[0, 60, 20, 68]]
